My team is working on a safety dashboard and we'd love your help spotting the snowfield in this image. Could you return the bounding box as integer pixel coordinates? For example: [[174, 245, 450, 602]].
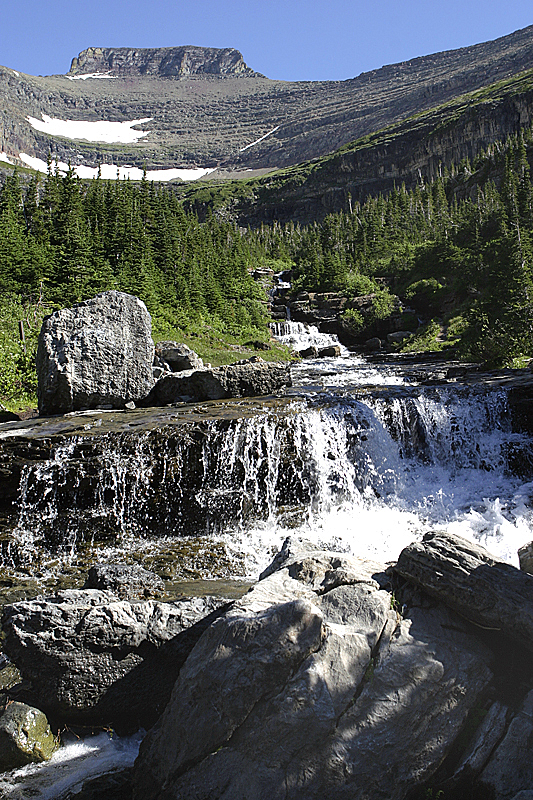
[[18, 153, 215, 182], [66, 73, 116, 81], [27, 114, 152, 144], [239, 125, 280, 152]]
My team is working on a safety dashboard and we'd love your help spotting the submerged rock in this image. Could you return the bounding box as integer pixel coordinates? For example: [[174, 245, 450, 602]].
[[145, 359, 291, 404], [2, 590, 230, 732], [132, 538, 493, 800], [36, 291, 155, 417], [0, 702, 58, 771]]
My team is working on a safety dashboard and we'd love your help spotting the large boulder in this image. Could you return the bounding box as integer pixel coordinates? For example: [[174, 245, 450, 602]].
[[132, 538, 493, 800], [395, 531, 533, 651], [144, 358, 291, 405], [36, 291, 155, 416], [0, 702, 58, 771], [2, 590, 230, 732]]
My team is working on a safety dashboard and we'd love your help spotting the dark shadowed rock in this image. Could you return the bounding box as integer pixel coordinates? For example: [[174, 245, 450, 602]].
[[83, 563, 165, 598], [133, 538, 492, 800], [317, 345, 341, 357], [0, 702, 58, 771], [36, 291, 155, 417], [2, 590, 230, 731], [395, 531, 533, 650], [144, 359, 291, 405], [518, 541, 533, 574], [478, 690, 533, 799], [154, 341, 203, 372], [297, 346, 319, 359]]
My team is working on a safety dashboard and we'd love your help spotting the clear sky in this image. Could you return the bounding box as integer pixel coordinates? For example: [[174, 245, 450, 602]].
[[2, 0, 533, 82]]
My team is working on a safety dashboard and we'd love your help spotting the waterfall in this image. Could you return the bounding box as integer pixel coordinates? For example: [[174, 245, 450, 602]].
[[270, 320, 349, 353], [6, 382, 533, 576]]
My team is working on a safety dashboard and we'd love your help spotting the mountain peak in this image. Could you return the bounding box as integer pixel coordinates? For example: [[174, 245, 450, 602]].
[[68, 45, 263, 79]]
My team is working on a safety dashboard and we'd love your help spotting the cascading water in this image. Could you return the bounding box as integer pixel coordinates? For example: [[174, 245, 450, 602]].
[[2, 319, 533, 797]]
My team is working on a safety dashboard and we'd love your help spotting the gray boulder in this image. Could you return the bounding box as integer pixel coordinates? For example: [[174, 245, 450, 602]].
[[83, 563, 165, 598], [155, 341, 203, 372], [145, 359, 291, 405], [0, 702, 58, 771], [2, 590, 230, 731], [36, 291, 155, 416], [395, 531, 533, 651], [132, 538, 492, 800], [518, 541, 533, 574]]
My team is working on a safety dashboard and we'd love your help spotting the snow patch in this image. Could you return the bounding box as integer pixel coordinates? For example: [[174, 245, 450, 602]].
[[27, 114, 152, 144], [0, 153, 13, 164], [12, 70, 19, 77], [239, 125, 280, 153], [18, 153, 214, 182], [66, 72, 116, 81]]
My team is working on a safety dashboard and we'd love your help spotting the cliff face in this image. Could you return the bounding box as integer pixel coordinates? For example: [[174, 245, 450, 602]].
[[2, 26, 533, 185], [68, 46, 261, 78], [183, 69, 533, 225]]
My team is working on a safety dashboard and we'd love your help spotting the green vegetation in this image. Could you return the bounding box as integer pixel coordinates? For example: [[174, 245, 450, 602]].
[[3, 123, 533, 410], [0, 167, 289, 411]]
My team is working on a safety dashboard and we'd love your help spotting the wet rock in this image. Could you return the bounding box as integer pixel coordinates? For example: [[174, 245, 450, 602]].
[[145, 360, 291, 405], [317, 345, 341, 357], [297, 346, 319, 359], [518, 541, 533, 574], [154, 341, 203, 372], [0, 702, 58, 771], [2, 590, 231, 732], [133, 538, 492, 800], [365, 336, 382, 351], [83, 563, 165, 598], [395, 531, 533, 651], [36, 291, 155, 417]]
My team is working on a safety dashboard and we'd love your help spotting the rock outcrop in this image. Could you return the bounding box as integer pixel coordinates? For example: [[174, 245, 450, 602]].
[[69, 46, 260, 78], [144, 359, 291, 405], [132, 539, 493, 800], [36, 291, 155, 417], [2, 590, 230, 731]]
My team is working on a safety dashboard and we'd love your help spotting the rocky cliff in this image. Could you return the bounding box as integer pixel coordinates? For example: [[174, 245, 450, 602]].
[[2, 25, 533, 180], [68, 46, 261, 78]]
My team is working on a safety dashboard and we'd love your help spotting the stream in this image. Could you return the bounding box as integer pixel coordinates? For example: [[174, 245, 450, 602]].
[[1, 321, 533, 797]]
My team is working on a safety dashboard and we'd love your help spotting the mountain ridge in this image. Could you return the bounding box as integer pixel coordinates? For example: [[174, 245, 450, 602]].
[[1, 24, 533, 186]]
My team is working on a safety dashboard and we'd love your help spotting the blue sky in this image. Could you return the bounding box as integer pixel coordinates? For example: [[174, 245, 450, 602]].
[[2, 1, 533, 81]]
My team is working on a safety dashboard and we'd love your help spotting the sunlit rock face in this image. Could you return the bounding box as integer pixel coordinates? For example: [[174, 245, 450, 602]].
[[36, 291, 155, 416]]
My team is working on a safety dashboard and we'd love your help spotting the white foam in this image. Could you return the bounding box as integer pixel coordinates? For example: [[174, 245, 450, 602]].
[[66, 72, 116, 81], [240, 125, 280, 152], [27, 114, 152, 144], [18, 153, 214, 182], [0, 730, 143, 800]]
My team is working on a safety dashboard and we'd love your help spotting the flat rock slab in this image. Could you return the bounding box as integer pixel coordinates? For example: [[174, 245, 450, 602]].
[[36, 291, 155, 416], [395, 531, 533, 651], [2, 590, 230, 731]]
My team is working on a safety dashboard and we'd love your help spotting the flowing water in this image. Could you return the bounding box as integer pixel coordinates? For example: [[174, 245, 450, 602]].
[[1, 321, 533, 796]]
